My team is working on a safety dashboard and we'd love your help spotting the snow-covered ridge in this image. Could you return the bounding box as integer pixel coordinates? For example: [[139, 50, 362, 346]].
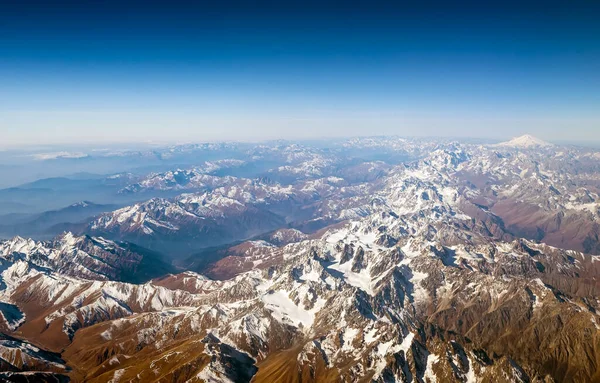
[[0, 232, 165, 282]]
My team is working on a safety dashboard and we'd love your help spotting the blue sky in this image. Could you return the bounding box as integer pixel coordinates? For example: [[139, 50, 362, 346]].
[[1, 0, 599, 145]]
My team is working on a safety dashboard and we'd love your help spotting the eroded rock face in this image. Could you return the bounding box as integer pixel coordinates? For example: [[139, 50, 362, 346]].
[[1, 138, 600, 382]]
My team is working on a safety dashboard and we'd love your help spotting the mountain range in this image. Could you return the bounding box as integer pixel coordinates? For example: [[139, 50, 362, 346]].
[[1, 135, 599, 382]]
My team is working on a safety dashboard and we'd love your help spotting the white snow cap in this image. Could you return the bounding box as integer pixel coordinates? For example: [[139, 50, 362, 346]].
[[497, 134, 553, 148]]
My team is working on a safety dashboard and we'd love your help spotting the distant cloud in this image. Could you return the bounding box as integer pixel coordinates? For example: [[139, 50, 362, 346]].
[[31, 151, 89, 160]]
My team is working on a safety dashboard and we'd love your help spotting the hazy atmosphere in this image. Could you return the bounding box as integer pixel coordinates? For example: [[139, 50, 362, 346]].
[[1, 0, 599, 146]]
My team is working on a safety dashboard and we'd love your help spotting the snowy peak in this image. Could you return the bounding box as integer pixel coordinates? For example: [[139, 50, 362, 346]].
[[69, 200, 93, 208], [497, 134, 553, 148]]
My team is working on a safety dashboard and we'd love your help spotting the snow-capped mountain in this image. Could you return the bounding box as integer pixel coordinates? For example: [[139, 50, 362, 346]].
[[496, 134, 553, 148], [455, 144, 600, 253], [0, 232, 173, 283], [0, 201, 119, 239], [119, 159, 245, 194]]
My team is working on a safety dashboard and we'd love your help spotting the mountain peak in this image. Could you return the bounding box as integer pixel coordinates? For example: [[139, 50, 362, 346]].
[[497, 134, 553, 148], [70, 201, 94, 208]]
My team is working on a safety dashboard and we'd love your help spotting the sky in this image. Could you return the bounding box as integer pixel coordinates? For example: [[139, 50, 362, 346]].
[[0, 0, 599, 146]]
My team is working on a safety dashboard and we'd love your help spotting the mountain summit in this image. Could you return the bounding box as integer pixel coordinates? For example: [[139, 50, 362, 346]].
[[497, 134, 553, 148]]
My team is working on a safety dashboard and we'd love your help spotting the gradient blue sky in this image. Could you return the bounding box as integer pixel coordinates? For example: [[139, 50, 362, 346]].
[[1, 0, 599, 146]]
